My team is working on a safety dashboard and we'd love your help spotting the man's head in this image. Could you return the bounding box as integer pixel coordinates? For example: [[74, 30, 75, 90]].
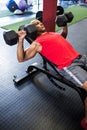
[[30, 19, 46, 36]]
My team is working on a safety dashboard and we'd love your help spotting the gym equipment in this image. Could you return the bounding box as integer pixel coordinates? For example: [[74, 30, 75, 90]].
[[36, 11, 43, 22], [56, 12, 74, 27], [3, 30, 18, 46], [16, 0, 28, 12], [6, 0, 18, 12], [3, 24, 37, 46], [36, 6, 64, 22], [19, 24, 37, 42], [6, 0, 28, 12], [14, 9, 24, 15], [64, 12, 74, 22], [56, 6, 64, 16]]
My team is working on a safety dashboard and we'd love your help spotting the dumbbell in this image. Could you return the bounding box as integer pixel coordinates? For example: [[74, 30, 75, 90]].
[[3, 24, 37, 46], [36, 6, 64, 22], [56, 12, 74, 27], [56, 6, 64, 16], [18, 24, 37, 43], [36, 11, 43, 22]]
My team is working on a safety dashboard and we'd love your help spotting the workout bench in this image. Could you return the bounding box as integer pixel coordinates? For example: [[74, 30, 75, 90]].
[[13, 50, 87, 104]]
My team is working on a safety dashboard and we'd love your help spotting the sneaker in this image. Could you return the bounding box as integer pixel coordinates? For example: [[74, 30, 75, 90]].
[[81, 118, 87, 130]]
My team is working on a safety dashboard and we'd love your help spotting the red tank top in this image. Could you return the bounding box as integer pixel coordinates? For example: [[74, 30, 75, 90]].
[[35, 32, 80, 69]]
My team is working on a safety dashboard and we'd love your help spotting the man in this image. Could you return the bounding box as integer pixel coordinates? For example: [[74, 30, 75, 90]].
[[17, 20, 87, 130]]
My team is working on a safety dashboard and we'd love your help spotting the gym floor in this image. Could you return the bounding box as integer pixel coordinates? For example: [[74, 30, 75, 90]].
[[0, 4, 87, 130]]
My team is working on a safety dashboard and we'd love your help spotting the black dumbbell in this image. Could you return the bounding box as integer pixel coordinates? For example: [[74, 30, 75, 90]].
[[64, 12, 74, 23], [18, 24, 37, 43], [3, 24, 37, 46], [36, 11, 43, 22], [56, 12, 74, 27], [56, 14, 68, 27], [36, 6, 64, 22], [56, 6, 64, 16], [3, 30, 18, 46]]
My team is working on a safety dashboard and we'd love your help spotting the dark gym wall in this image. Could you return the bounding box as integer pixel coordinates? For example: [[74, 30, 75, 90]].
[[43, 0, 57, 32]]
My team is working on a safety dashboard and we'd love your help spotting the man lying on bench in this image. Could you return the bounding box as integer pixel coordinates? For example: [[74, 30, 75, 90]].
[[17, 19, 87, 130]]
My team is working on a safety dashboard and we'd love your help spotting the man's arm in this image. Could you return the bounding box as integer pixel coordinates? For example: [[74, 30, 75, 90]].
[[60, 25, 68, 38], [17, 30, 41, 62]]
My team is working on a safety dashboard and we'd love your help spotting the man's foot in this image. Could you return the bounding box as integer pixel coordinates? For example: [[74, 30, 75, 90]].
[[81, 118, 87, 130]]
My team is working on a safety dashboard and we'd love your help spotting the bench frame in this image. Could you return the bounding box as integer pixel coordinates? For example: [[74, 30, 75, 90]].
[[13, 53, 87, 104]]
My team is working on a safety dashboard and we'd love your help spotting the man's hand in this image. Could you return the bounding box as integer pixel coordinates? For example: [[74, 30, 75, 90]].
[[17, 30, 27, 41], [61, 25, 68, 39]]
